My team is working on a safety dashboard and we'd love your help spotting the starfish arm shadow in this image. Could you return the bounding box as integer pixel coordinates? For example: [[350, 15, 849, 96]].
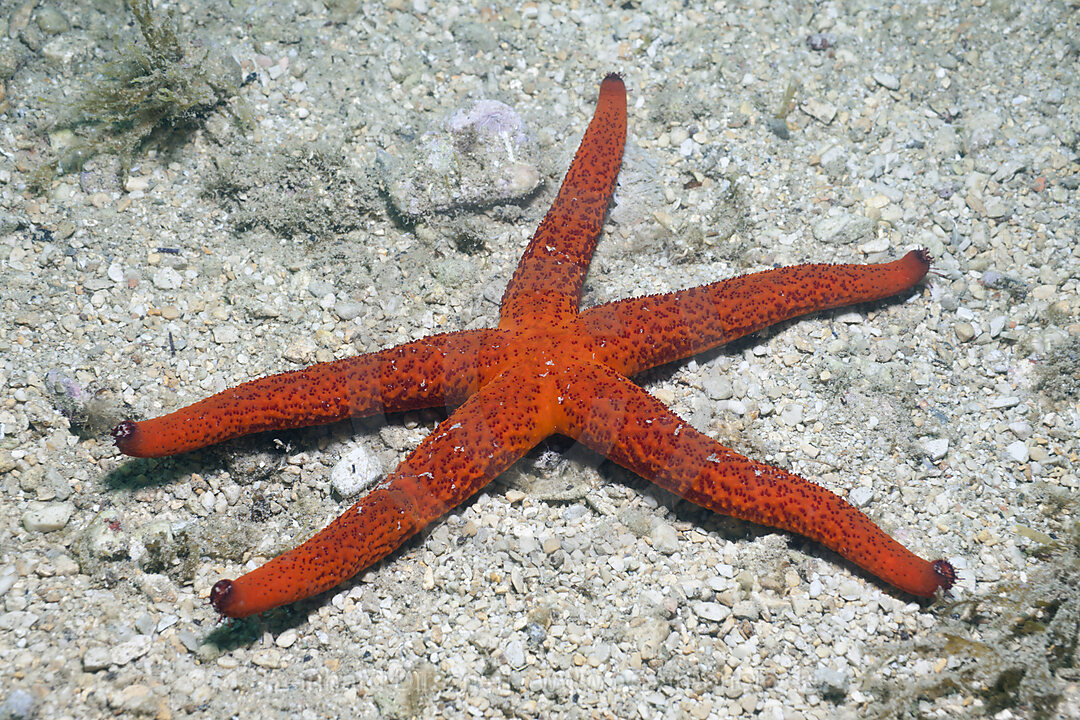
[[210, 366, 554, 618], [112, 328, 504, 458], [554, 359, 955, 598]]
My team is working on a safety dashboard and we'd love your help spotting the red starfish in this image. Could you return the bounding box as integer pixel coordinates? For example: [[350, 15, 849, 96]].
[[112, 75, 955, 618]]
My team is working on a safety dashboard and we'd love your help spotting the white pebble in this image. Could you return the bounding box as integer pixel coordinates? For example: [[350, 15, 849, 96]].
[[22, 502, 73, 532], [276, 629, 299, 648], [849, 486, 874, 507], [331, 444, 383, 498], [650, 522, 680, 555], [923, 438, 949, 460], [503, 638, 526, 668], [693, 601, 731, 622], [1004, 441, 1029, 463]]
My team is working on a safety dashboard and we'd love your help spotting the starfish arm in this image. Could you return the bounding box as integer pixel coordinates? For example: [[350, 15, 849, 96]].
[[580, 250, 931, 376], [554, 360, 955, 598], [112, 329, 505, 458], [209, 368, 554, 618], [499, 74, 627, 329]]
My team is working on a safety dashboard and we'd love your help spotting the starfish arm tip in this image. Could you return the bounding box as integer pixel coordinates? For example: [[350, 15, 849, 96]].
[[932, 558, 957, 592], [210, 578, 238, 617], [111, 419, 141, 456]]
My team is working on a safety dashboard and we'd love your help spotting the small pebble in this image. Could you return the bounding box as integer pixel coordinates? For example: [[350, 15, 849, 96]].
[[331, 444, 383, 498], [650, 522, 680, 555], [82, 647, 111, 672], [1004, 441, 1029, 463], [21, 502, 73, 532], [0, 689, 36, 720], [849, 486, 874, 507], [110, 635, 152, 667], [954, 322, 975, 342], [923, 438, 949, 460], [872, 71, 900, 90], [693, 601, 731, 623], [503, 638, 526, 668]]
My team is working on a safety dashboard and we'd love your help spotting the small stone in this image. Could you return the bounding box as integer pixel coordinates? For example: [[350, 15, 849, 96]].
[[283, 336, 317, 363], [331, 444, 383, 498], [650, 522, 680, 555], [503, 638, 526, 668], [135, 613, 156, 636], [964, 110, 1003, 152], [0, 688, 36, 720], [802, 97, 837, 124], [124, 175, 150, 193], [923, 438, 949, 460], [212, 325, 239, 344], [1008, 421, 1032, 439], [779, 403, 803, 426], [702, 375, 732, 400], [790, 595, 811, 616], [115, 684, 155, 714], [177, 629, 201, 654], [21, 502, 73, 532], [275, 629, 299, 648], [629, 618, 670, 660], [54, 555, 79, 575], [1005, 441, 1029, 463], [334, 299, 363, 321], [812, 212, 873, 245], [873, 71, 900, 90], [152, 267, 182, 290], [814, 665, 849, 699], [80, 509, 129, 561], [806, 32, 836, 51], [35, 6, 69, 34], [251, 649, 281, 668], [110, 635, 152, 666], [849, 486, 873, 507], [693, 601, 731, 623], [838, 581, 863, 601], [83, 646, 111, 671], [988, 315, 1006, 337], [732, 601, 759, 620], [954, 322, 975, 342]]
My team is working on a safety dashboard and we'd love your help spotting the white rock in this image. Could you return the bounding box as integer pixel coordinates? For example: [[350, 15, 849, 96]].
[[212, 325, 240, 344], [849, 486, 874, 507], [331, 444, 383, 498], [693, 601, 731, 622], [650, 522, 680, 555], [22, 502, 73, 532], [923, 438, 949, 460], [152, 267, 182, 290], [503, 638, 526, 668], [1005, 441, 1029, 463], [111, 635, 152, 667]]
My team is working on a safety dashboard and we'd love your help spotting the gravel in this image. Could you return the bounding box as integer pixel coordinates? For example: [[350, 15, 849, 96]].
[[0, 0, 1077, 718]]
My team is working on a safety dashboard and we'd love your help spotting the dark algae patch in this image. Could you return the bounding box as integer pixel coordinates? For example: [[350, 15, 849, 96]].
[[32, 0, 241, 189], [867, 521, 1080, 719]]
